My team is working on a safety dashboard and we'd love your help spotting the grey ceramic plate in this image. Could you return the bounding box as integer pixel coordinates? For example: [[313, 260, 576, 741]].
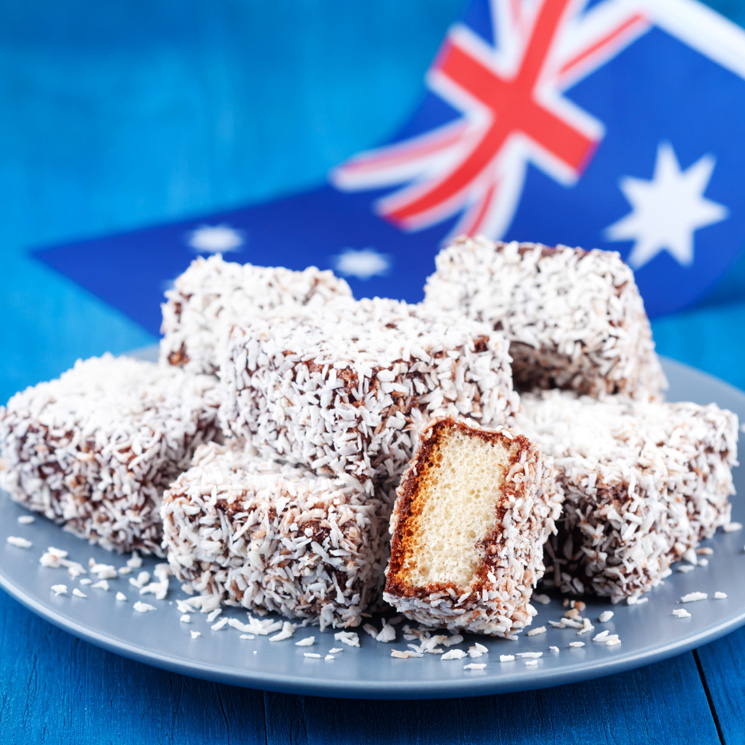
[[1, 356, 744, 699]]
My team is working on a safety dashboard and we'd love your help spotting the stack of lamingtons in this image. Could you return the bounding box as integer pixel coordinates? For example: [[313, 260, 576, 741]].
[[0, 241, 738, 636]]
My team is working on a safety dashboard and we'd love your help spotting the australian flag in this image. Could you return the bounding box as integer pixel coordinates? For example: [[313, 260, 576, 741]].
[[36, 0, 745, 334]]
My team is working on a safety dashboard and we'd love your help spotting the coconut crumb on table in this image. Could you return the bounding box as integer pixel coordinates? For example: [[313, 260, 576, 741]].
[[464, 663, 487, 671], [17, 515, 34, 525], [91, 580, 109, 591], [328, 648, 343, 655], [72, 588, 87, 598], [569, 642, 585, 648], [673, 609, 692, 618], [50, 584, 67, 596], [723, 522, 743, 533], [115, 592, 127, 602], [295, 637, 315, 647], [190, 631, 201, 639], [211, 618, 228, 631], [527, 626, 547, 637], [304, 653, 322, 659], [133, 601, 156, 613], [714, 592, 728, 599]]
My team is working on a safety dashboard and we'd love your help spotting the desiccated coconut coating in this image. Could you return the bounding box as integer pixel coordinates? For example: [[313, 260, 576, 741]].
[[160, 254, 352, 376], [0, 355, 222, 555], [423, 237, 666, 399], [384, 418, 562, 637], [219, 297, 520, 489], [515, 390, 739, 599], [162, 441, 392, 629]]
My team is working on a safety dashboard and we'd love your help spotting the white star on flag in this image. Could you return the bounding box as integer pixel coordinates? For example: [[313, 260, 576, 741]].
[[332, 248, 391, 280], [186, 224, 245, 253], [604, 142, 728, 269]]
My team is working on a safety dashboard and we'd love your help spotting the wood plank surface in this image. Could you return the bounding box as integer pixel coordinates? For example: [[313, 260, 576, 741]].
[[263, 653, 720, 745], [696, 627, 745, 745]]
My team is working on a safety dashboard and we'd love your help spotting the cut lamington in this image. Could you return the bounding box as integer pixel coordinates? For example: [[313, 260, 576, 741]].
[[424, 236, 666, 399], [219, 297, 519, 489], [162, 441, 392, 628], [160, 254, 352, 376], [383, 418, 562, 636], [515, 390, 739, 599], [0, 354, 222, 555]]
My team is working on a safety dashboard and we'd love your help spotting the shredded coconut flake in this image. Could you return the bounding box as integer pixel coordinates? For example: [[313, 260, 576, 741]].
[[6, 536, 31, 549], [133, 601, 156, 613], [269, 622, 297, 642], [680, 592, 708, 603], [51, 584, 67, 596], [334, 631, 360, 648], [527, 626, 547, 637]]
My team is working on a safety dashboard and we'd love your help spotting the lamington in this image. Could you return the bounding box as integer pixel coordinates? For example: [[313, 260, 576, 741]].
[[0, 354, 222, 555], [162, 441, 392, 628], [423, 236, 666, 399], [515, 390, 739, 599], [219, 297, 519, 488], [383, 418, 562, 636], [160, 254, 353, 376]]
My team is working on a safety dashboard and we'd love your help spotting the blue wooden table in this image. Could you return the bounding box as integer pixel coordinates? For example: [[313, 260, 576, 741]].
[[1, 0, 744, 741]]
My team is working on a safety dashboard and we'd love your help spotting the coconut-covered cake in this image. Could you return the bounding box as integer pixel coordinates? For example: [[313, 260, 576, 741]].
[[0, 354, 222, 555], [384, 418, 562, 636], [515, 390, 739, 599], [219, 297, 519, 489], [162, 441, 392, 629], [424, 237, 666, 399], [161, 255, 352, 376]]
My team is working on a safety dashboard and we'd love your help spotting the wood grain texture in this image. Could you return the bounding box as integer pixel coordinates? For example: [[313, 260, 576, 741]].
[[696, 627, 745, 745], [264, 653, 720, 745], [0, 595, 267, 745]]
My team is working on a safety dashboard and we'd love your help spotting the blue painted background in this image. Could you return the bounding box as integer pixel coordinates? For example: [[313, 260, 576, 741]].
[[1, 0, 745, 741]]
